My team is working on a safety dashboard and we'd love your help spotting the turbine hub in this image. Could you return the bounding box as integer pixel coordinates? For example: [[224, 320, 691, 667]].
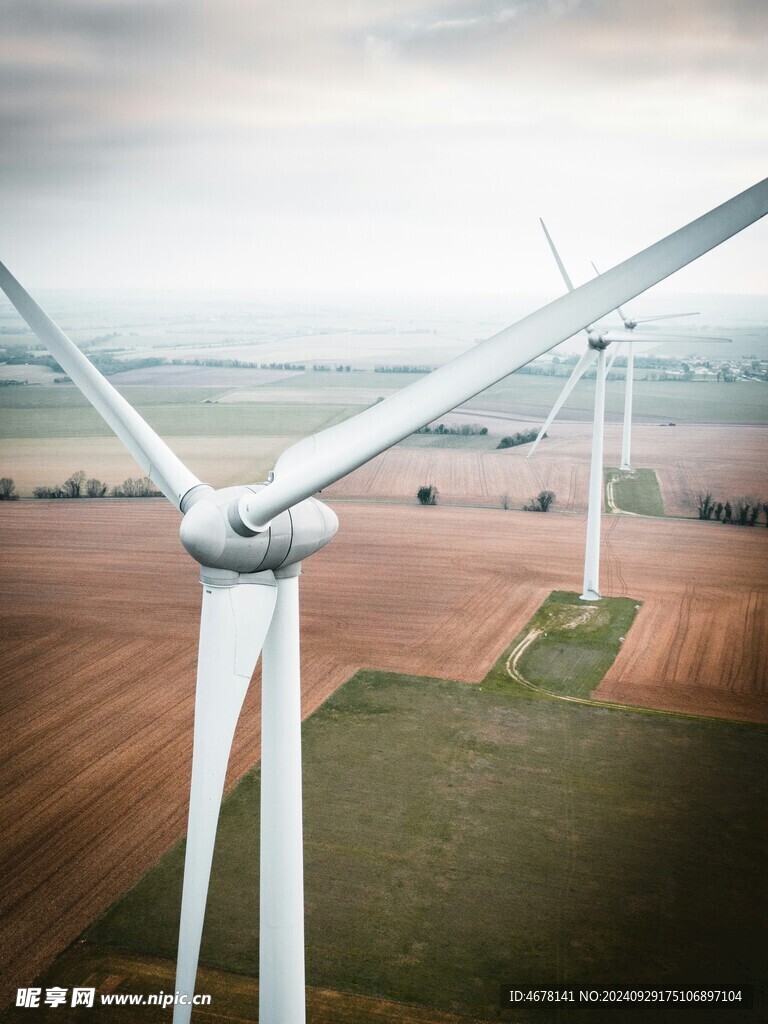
[[587, 331, 610, 350], [180, 484, 338, 574]]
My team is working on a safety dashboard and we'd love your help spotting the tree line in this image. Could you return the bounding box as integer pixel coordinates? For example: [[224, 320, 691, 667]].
[[416, 423, 488, 436], [419, 485, 556, 512], [375, 365, 435, 374], [697, 493, 768, 526], [497, 429, 544, 449], [170, 358, 306, 371], [28, 470, 162, 499]]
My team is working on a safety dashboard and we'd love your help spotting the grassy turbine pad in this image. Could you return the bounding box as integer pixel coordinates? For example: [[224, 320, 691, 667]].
[[512, 590, 641, 700], [81, 653, 767, 1021], [605, 468, 665, 517]]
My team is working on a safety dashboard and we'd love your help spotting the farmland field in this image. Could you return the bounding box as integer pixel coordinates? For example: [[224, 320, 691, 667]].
[[0, 500, 766, 1013], [0, 397, 364, 440]]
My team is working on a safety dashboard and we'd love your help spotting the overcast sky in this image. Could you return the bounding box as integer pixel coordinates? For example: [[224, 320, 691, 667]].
[[2, 0, 767, 301]]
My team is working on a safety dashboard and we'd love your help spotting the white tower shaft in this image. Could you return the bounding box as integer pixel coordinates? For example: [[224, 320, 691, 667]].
[[621, 345, 635, 471], [260, 567, 306, 1024], [581, 349, 606, 600]]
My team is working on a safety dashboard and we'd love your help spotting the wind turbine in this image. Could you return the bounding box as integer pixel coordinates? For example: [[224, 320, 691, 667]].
[[533, 221, 718, 469], [530, 221, 730, 600], [1, 178, 766, 1024], [588, 259, 699, 472]]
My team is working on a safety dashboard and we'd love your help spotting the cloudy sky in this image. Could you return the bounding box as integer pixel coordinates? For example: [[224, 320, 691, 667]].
[[2, 0, 767, 301]]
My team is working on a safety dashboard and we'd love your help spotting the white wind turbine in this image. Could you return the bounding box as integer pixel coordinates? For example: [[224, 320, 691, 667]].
[[1, 179, 766, 1024], [529, 220, 731, 600]]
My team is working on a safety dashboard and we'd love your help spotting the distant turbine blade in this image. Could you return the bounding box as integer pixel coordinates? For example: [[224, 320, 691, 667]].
[[0, 262, 202, 510], [527, 347, 598, 457], [591, 260, 629, 324], [173, 573, 278, 1024], [238, 177, 768, 529], [631, 312, 699, 324], [605, 347, 621, 377], [541, 218, 575, 292], [598, 330, 731, 344]]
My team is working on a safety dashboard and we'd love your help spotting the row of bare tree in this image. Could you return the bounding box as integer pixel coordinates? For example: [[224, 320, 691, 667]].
[[697, 492, 768, 526], [30, 470, 162, 500]]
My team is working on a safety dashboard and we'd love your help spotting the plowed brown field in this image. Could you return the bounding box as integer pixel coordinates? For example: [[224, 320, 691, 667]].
[[326, 423, 768, 517], [1, 499, 766, 1008]]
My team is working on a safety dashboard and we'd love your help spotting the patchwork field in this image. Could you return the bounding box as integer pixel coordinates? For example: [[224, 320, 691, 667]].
[[0, 500, 766, 1013]]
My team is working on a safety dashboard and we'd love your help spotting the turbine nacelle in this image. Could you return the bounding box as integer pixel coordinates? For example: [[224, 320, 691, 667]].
[[179, 484, 338, 575], [587, 330, 611, 350]]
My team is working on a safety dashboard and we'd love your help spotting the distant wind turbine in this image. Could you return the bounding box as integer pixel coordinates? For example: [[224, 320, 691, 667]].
[[530, 220, 730, 600], [1, 178, 765, 1023]]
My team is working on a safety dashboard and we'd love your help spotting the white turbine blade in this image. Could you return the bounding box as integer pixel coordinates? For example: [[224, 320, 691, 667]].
[[605, 347, 621, 377], [173, 574, 278, 1024], [235, 177, 768, 529], [527, 347, 598, 457], [540, 218, 575, 292], [598, 329, 731, 344], [591, 260, 629, 324], [0, 262, 202, 509], [631, 312, 699, 323]]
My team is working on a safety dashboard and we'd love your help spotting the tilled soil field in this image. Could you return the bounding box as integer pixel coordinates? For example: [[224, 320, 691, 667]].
[[325, 422, 768, 517]]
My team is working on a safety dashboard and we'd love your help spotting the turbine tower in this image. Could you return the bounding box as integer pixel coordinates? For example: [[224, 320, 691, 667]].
[[531, 221, 730, 600], [1, 179, 766, 1023]]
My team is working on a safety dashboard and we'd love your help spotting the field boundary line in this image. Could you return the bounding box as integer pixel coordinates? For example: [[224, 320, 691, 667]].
[[326, 496, 728, 526]]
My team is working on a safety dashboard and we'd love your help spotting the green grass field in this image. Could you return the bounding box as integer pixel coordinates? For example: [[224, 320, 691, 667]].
[[0, 394, 366, 439], [398, 432, 499, 451], [0, 385, 223, 409], [61, 624, 766, 1023], [605, 468, 665, 517], [511, 591, 641, 699], [480, 376, 768, 423]]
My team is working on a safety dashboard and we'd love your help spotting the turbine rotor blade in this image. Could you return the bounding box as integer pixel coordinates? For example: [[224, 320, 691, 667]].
[[240, 178, 767, 529], [605, 347, 621, 377], [0, 262, 202, 510], [591, 260, 629, 324], [631, 312, 699, 323], [527, 347, 598, 457], [173, 572, 278, 1024], [540, 218, 576, 292], [597, 330, 731, 344]]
